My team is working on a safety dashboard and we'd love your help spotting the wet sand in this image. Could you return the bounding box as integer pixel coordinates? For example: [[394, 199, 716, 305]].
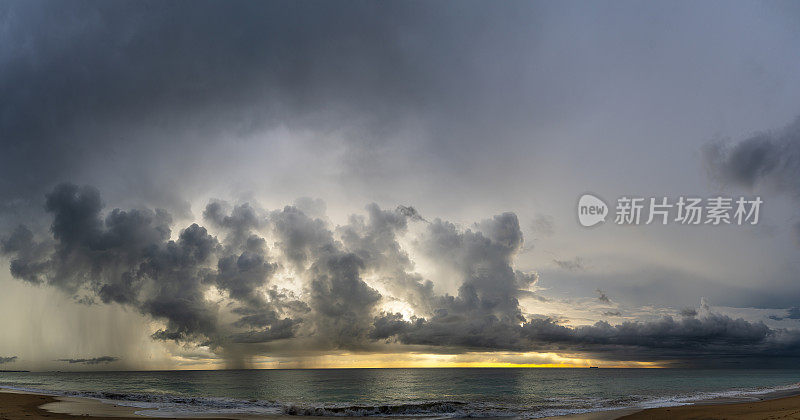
[[0, 390, 139, 419], [618, 393, 800, 419], [0, 389, 224, 419], [0, 390, 338, 419]]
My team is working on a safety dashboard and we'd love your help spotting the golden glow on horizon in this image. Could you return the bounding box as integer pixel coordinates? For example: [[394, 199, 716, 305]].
[[166, 351, 664, 370]]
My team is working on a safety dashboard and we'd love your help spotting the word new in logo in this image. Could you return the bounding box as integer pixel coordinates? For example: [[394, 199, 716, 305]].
[[577, 194, 608, 227]]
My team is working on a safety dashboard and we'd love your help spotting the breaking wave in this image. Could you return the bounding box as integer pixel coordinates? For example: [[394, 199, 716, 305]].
[[1, 381, 799, 418]]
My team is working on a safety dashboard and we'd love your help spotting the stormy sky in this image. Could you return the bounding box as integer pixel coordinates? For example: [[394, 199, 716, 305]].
[[2, 0, 800, 370]]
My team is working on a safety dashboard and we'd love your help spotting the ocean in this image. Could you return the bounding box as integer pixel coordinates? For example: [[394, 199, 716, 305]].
[[1, 368, 799, 418]]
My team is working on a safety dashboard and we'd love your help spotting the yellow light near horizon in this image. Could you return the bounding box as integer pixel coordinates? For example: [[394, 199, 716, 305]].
[[240, 351, 665, 370]]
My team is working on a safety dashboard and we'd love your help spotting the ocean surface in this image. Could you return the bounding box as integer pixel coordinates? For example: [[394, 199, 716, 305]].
[[1, 368, 799, 418]]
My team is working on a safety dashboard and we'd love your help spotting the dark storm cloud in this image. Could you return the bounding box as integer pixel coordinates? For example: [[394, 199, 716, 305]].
[[362, 215, 800, 364], [680, 308, 698, 317], [0, 0, 542, 221], [1, 225, 50, 284], [704, 115, 800, 243], [57, 356, 119, 365], [371, 213, 546, 351], [0, 356, 17, 364], [0, 185, 421, 360], [704, 116, 800, 193], [415, 213, 535, 324], [0, 184, 298, 354], [519, 314, 800, 366], [204, 202, 263, 250], [376, 309, 800, 366], [7, 184, 800, 365], [270, 203, 402, 348]]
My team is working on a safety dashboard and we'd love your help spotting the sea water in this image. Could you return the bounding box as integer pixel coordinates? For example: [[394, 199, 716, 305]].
[[1, 368, 799, 418]]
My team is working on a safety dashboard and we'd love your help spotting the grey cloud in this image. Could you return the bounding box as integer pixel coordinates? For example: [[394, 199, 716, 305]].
[[680, 308, 698, 317], [596, 289, 611, 304], [228, 318, 300, 344], [204, 202, 262, 250], [2, 1, 800, 369], [376, 310, 800, 366], [396, 206, 428, 223], [370, 213, 539, 351], [603, 311, 622, 317], [270, 203, 393, 349], [338, 204, 435, 315], [363, 214, 800, 364], [522, 314, 787, 364], [308, 253, 381, 349], [703, 115, 800, 245], [4, 187, 534, 358], [0, 0, 546, 221], [705, 136, 781, 190], [420, 213, 531, 323], [2, 186, 426, 361], [769, 307, 800, 321], [1, 225, 50, 284], [8, 184, 800, 366], [268, 206, 336, 271], [704, 116, 800, 193], [553, 258, 584, 271], [0, 356, 17, 364], [293, 198, 328, 221], [57, 356, 119, 365], [1, 184, 298, 360], [215, 247, 277, 307]]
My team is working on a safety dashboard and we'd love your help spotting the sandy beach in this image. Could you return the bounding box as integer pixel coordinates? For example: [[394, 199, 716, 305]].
[[617, 393, 800, 419], [0, 389, 332, 419], [5, 389, 800, 420], [0, 390, 124, 419]]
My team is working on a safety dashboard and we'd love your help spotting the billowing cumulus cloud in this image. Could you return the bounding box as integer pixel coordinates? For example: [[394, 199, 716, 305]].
[[4, 184, 800, 366]]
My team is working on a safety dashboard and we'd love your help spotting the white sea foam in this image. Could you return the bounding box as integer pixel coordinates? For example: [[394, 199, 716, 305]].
[[1, 380, 799, 418]]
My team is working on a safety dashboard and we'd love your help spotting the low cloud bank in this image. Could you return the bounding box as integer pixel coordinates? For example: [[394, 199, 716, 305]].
[[56, 356, 119, 365], [3, 184, 800, 367]]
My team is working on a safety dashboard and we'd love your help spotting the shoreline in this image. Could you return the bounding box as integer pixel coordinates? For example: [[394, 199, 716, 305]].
[[617, 391, 800, 419], [3, 387, 800, 420]]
